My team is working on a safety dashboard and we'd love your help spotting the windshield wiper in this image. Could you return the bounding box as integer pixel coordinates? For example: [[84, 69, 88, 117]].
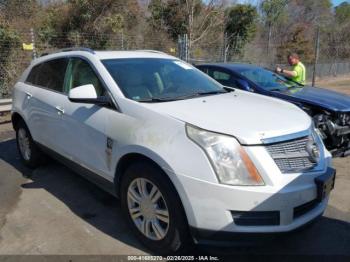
[[137, 97, 180, 103], [137, 89, 228, 103], [171, 90, 229, 100], [270, 85, 303, 92], [287, 85, 303, 89], [196, 90, 229, 95], [223, 86, 235, 92]]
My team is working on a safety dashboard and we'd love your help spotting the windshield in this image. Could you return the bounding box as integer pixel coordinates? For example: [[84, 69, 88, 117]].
[[238, 67, 303, 92], [102, 58, 224, 102]]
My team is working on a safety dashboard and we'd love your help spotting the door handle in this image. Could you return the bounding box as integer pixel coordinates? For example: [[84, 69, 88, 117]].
[[25, 92, 33, 99], [55, 106, 65, 115]]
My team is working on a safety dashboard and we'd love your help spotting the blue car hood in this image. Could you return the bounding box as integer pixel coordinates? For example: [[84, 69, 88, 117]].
[[282, 86, 350, 112]]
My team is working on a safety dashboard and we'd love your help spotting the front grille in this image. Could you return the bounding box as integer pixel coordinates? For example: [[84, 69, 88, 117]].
[[265, 135, 318, 173], [231, 211, 280, 226]]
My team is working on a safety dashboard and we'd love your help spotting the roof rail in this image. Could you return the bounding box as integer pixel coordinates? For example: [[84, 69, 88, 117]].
[[134, 50, 167, 54], [40, 47, 95, 57]]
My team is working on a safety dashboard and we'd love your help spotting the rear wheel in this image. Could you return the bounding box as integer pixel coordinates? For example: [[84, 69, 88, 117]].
[[120, 161, 191, 254], [16, 120, 44, 168]]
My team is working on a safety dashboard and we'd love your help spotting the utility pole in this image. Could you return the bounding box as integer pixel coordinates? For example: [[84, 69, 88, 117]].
[[312, 27, 320, 87]]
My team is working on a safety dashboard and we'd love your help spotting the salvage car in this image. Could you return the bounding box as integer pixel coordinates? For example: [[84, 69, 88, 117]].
[[12, 49, 335, 253], [197, 63, 350, 157]]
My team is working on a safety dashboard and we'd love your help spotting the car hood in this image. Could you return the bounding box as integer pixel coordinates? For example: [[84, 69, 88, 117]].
[[143, 90, 311, 145], [285, 86, 350, 112]]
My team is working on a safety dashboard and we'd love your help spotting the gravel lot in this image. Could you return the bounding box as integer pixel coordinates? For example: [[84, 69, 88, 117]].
[[0, 78, 349, 258]]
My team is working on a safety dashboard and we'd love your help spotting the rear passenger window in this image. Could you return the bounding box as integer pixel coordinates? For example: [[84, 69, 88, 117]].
[[207, 69, 240, 88], [26, 58, 68, 92], [213, 71, 230, 81], [26, 64, 41, 84]]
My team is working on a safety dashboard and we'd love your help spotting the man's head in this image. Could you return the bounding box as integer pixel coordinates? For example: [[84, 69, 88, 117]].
[[287, 53, 299, 66]]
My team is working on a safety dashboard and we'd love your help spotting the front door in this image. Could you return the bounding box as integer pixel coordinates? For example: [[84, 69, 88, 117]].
[[63, 57, 113, 180]]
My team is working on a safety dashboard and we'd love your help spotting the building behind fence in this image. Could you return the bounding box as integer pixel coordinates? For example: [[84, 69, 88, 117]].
[[1, 29, 350, 98]]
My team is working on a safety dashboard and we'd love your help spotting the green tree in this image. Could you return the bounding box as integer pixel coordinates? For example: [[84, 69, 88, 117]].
[[145, 0, 178, 51], [148, 0, 168, 31], [0, 0, 38, 21], [260, 0, 287, 56], [148, 0, 187, 40], [324, 2, 350, 61], [276, 25, 314, 63], [147, 0, 223, 56], [288, 0, 332, 26], [0, 22, 20, 97], [224, 4, 257, 59], [37, 0, 142, 49], [335, 2, 350, 24]]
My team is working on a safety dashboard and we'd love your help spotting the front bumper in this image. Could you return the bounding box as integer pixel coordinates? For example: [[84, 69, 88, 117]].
[[174, 166, 334, 243], [190, 214, 323, 246]]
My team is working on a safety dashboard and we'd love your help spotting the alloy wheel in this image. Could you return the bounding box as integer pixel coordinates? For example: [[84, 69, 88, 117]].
[[127, 178, 170, 240]]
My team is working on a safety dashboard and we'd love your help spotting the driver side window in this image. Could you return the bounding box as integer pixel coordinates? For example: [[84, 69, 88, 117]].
[[65, 58, 105, 96]]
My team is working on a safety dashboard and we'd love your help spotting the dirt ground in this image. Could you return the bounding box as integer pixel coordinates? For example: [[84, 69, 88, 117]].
[[0, 78, 349, 258], [315, 75, 350, 95]]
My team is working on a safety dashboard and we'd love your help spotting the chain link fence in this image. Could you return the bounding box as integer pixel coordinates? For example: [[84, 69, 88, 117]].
[[1, 29, 350, 98]]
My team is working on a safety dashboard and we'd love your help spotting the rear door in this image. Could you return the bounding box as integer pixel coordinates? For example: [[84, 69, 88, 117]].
[[15, 65, 41, 139], [26, 58, 70, 155]]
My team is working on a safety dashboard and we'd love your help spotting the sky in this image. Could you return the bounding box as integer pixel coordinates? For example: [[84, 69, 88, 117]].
[[332, 0, 350, 6]]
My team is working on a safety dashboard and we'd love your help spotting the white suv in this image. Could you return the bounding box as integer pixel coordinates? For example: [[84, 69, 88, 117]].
[[12, 48, 335, 254]]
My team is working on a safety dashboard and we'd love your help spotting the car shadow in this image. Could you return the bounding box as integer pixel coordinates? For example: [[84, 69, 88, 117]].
[[0, 138, 148, 253], [1, 138, 350, 258], [193, 215, 350, 257]]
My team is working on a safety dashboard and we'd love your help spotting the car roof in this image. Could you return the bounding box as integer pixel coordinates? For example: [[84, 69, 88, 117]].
[[35, 49, 175, 62], [94, 50, 175, 60], [197, 63, 263, 72]]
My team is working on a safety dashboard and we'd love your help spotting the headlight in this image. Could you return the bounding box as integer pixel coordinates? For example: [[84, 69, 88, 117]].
[[186, 125, 264, 186]]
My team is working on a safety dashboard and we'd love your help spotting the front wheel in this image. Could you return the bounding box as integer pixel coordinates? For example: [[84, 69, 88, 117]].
[[120, 161, 191, 254]]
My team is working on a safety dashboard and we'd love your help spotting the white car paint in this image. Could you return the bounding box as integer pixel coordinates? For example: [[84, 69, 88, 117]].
[[68, 84, 98, 99], [12, 50, 333, 241], [142, 90, 311, 145]]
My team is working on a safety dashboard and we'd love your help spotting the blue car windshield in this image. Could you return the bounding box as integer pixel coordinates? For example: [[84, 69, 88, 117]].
[[102, 58, 225, 102], [238, 67, 303, 92]]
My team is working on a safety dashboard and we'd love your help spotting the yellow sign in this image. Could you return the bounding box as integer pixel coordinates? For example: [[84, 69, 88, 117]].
[[170, 48, 176, 53], [22, 43, 34, 51]]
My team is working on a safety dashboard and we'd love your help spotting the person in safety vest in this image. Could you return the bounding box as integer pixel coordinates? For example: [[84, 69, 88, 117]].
[[276, 53, 306, 85]]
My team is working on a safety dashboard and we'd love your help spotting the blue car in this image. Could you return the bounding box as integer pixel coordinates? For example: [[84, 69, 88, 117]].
[[197, 63, 350, 157]]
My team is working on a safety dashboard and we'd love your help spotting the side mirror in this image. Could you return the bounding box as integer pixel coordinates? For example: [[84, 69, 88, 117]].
[[68, 84, 112, 106], [237, 79, 254, 92], [68, 84, 98, 102]]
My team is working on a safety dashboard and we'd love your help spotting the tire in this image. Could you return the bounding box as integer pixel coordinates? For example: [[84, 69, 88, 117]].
[[120, 161, 191, 255], [16, 120, 44, 168]]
